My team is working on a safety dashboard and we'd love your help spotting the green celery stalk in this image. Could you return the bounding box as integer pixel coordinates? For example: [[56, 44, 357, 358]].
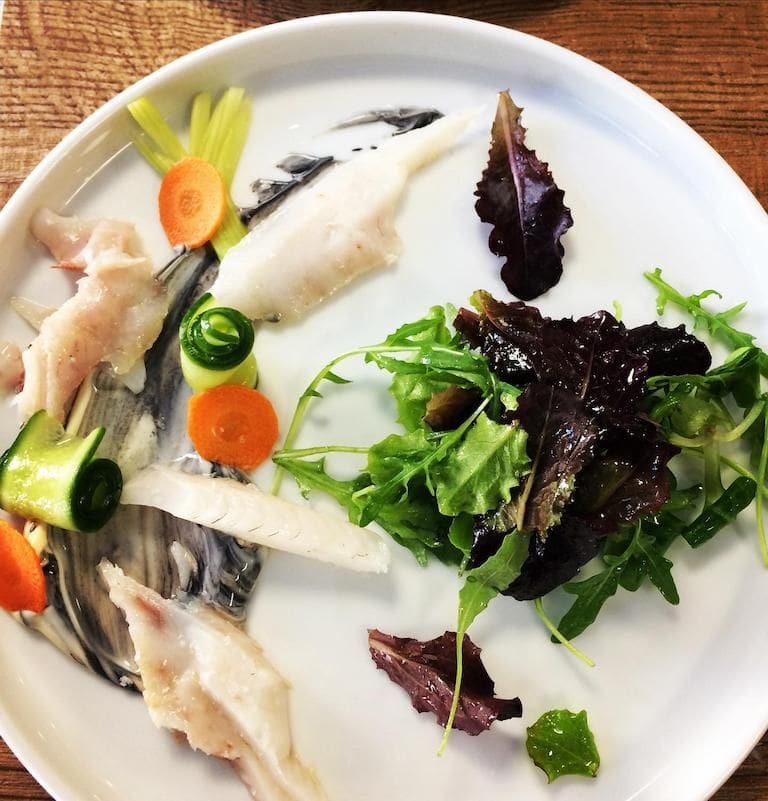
[[131, 136, 175, 177], [189, 92, 212, 157], [212, 200, 249, 260], [216, 98, 252, 188], [127, 97, 187, 163], [201, 87, 246, 166]]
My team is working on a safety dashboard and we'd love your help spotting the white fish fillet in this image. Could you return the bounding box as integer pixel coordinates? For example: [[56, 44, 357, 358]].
[[210, 111, 473, 321], [17, 211, 168, 420], [121, 465, 390, 573], [100, 562, 327, 801]]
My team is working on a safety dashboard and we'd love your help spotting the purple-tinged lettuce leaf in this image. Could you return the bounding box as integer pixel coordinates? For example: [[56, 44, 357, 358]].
[[467, 503, 516, 569], [423, 385, 482, 431], [454, 291, 686, 599], [504, 515, 602, 601], [368, 629, 521, 735], [475, 91, 573, 301], [456, 293, 649, 420], [625, 321, 711, 377], [454, 301, 540, 387], [516, 383, 599, 534], [506, 421, 679, 600], [572, 417, 679, 534]]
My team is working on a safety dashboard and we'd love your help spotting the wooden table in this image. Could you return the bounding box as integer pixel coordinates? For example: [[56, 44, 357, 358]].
[[0, 1, 766, 799]]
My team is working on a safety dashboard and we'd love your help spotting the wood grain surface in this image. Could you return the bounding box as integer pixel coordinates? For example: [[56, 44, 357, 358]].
[[0, 1, 766, 799]]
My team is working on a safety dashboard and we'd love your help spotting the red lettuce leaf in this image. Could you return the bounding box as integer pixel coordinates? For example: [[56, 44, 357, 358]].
[[504, 516, 603, 601], [457, 292, 649, 420], [368, 629, 522, 735], [572, 416, 679, 534], [475, 91, 573, 301], [455, 292, 688, 599], [625, 321, 711, 377], [515, 384, 599, 534], [423, 385, 483, 431]]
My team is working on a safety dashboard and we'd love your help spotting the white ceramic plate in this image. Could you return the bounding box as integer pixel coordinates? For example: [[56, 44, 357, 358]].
[[1, 12, 767, 801]]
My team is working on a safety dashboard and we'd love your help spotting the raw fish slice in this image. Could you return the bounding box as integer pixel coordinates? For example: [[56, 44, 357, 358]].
[[210, 111, 473, 321], [31, 208, 143, 271], [17, 212, 168, 420], [122, 465, 390, 573], [101, 562, 327, 801]]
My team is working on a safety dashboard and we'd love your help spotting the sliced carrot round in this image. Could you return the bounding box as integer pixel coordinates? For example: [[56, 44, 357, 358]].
[[158, 157, 227, 249], [188, 384, 279, 471], [0, 521, 46, 614]]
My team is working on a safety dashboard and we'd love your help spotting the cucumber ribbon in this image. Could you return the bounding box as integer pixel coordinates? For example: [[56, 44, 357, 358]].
[[180, 293, 258, 391], [0, 411, 122, 533]]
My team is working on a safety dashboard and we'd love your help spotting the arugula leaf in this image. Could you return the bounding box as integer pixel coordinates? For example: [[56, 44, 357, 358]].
[[367, 430, 436, 486], [358, 402, 487, 527], [376, 487, 461, 567], [448, 514, 474, 564], [272, 304, 502, 494], [555, 565, 621, 642], [439, 530, 531, 752], [526, 709, 600, 782], [458, 530, 531, 633], [380, 305, 455, 349], [433, 413, 529, 516], [682, 476, 756, 548], [373, 345, 508, 422], [629, 530, 679, 604], [554, 516, 682, 641], [642, 276, 768, 562], [276, 456, 359, 506], [367, 305, 514, 422], [645, 268, 768, 375]]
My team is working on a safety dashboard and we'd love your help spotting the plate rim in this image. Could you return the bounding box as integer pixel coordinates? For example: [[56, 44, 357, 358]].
[[1, 11, 766, 801]]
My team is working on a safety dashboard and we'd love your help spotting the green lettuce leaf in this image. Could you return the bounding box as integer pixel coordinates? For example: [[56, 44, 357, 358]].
[[433, 413, 529, 516], [367, 430, 436, 486], [526, 709, 600, 782]]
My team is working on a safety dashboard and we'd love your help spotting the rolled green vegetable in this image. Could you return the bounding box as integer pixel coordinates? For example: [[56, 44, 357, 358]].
[[0, 411, 123, 532], [180, 292, 258, 391]]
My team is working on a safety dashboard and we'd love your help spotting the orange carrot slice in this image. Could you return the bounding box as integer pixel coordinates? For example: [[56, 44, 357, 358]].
[[158, 157, 227, 249], [0, 521, 46, 614], [188, 384, 279, 471]]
